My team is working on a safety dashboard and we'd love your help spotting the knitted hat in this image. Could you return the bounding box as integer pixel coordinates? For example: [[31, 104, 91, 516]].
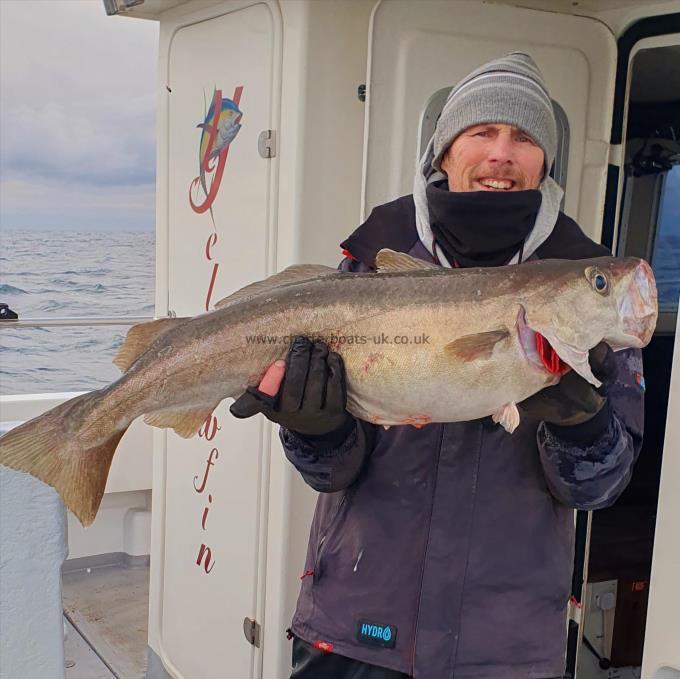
[[432, 52, 557, 174]]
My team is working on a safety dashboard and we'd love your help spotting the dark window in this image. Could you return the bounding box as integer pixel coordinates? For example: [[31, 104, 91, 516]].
[[651, 165, 680, 312]]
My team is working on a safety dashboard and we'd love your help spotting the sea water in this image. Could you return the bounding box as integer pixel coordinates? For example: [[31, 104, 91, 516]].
[[0, 230, 154, 395]]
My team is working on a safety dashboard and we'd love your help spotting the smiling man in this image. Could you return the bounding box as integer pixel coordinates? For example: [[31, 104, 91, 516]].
[[231, 53, 645, 678], [442, 123, 544, 192]]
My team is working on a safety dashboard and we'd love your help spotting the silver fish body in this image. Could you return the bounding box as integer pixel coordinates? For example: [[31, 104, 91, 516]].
[[0, 251, 658, 524]]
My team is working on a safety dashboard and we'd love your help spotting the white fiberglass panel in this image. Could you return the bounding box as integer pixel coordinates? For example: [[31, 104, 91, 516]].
[[160, 4, 274, 678]]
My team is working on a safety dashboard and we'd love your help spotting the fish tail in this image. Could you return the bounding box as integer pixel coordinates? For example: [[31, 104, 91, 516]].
[[0, 391, 127, 527]]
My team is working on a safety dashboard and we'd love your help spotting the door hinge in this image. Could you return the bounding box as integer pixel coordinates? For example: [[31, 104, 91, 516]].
[[243, 617, 261, 647], [258, 130, 276, 158], [358, 84, 366, 102]]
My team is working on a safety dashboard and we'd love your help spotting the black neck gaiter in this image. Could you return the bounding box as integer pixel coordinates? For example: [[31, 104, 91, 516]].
[[426, 180, 542, 268]]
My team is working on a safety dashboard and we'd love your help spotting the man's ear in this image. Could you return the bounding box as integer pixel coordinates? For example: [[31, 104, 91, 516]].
[[542, 154, 549, 183], [440, 146, 452, 176]]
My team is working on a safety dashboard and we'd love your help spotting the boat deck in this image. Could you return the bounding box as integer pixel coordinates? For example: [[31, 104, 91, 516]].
[[63, 557, 149, 679]]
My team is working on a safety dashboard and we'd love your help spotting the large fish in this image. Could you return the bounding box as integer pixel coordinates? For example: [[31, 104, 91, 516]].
[[0, 251, 657, 526]]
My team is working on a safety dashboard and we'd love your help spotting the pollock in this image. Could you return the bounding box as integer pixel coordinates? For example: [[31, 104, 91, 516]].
[[0, 250, 657, 525]]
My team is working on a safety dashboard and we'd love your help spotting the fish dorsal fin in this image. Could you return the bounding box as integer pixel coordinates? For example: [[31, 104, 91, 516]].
[[214, 264, 337, 310], [375, 249, 439, 272], [114, 317, 189, 372], [144, 403, 219, 439]]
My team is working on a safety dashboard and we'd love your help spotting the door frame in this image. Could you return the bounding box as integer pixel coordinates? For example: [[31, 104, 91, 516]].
[[571, 15, 680, 678]]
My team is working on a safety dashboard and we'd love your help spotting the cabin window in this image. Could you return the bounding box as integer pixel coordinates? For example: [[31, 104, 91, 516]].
[[617, 162, 680, 322], [418, 87, 570, 191], [651, 164, 680, 314], [616, 43, 680, 334]]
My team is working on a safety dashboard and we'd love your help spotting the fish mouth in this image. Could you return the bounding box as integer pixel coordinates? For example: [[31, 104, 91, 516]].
[[516, 306, 569, 376], [617, 259, 658, 348]]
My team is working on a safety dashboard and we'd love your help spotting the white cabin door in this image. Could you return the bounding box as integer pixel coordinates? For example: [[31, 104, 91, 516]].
[[363, 0, 617, 243], [150, 2, 277, 678]]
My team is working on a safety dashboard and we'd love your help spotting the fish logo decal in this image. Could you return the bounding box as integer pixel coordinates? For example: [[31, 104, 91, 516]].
[[189, 87, 243, 214]]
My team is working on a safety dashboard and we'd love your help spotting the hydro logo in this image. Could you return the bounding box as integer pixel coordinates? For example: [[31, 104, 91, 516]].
[[356, 620, 397, 648]]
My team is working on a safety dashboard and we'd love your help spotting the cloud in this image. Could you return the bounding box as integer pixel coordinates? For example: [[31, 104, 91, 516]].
[[0, 0, 158, 229], [1, 98, 156, 186], [1, 177, 155, 231]]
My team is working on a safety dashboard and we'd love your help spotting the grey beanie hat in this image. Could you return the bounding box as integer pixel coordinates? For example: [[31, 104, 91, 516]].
[[432, 52, 557, 174]]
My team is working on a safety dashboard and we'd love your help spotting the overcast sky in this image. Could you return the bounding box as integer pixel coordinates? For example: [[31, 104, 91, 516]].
[[0, 0, 158, 231]]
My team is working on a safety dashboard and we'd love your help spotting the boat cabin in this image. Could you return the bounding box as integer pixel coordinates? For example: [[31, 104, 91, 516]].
[[1, 1, 678, 677]]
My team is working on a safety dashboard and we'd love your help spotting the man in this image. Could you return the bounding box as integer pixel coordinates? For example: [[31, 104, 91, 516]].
[[231, 53, 644, 678]]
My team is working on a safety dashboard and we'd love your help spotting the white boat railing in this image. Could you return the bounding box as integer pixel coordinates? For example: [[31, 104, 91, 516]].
[[0, 316, 152, 328]]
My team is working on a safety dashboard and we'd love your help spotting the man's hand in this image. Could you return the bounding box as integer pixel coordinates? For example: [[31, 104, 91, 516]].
[[230, 336, 351, 436], [518, 342, 618, 427]]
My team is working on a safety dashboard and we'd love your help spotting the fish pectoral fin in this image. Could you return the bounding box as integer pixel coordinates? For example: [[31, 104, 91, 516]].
[[144, 404, 219, 438], [444, 329, 511, 361], [375, 249, 439, 272], [492, 402, 520, 433], [214, 264, 337, 310], [114, 317, 190, 372]]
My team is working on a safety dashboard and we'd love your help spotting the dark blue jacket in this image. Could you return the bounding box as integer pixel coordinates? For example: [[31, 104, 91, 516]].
[[282, 196, 645, 678]]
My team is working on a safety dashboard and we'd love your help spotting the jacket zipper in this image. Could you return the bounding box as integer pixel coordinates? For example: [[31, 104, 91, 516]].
[[410, 424, 446, 675], [448, 424, 484, 672]]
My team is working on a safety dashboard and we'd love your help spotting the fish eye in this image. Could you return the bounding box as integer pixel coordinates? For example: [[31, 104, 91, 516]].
[[586, 267, 609, 295]]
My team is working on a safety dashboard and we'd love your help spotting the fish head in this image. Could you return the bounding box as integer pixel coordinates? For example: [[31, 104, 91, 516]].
[[197, 95, 243, 162], [214, 101, 242, 151], [218, 100, 242, 127], [522, 257, 657, 385]]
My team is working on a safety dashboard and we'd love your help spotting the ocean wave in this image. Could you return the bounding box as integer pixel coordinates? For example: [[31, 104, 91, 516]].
[[73, 339, 100, 350], [61, 269, 111, 275], [0, 326, 51, 335], [36, 300, 67, 311], [0, 369, 25, 379], [49, 277, 80, 287], [46, 278, 108, 293], [0, 283, 28, 294]]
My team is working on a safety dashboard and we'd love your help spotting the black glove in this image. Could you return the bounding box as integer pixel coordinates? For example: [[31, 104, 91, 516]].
[[518, 342, 618, 432], [230, 336, 352, 437]]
